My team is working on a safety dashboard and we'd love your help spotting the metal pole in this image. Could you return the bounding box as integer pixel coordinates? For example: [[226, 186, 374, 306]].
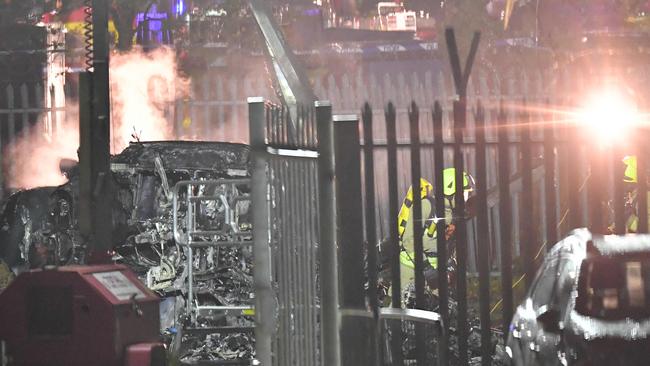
[[334, 114, 369, 366], [362, 103, 380, 365], [88, 0, 112, 261], [567, 122, 581, 230], [309, 153, 320, 366], [445, 29, 480, 365], [474, 102, 492, 366], [78, 72, 93, 239], [544, 102, 558, 244], [385, 102, 403, 365], [638, 130, 648, 234], [432, 101, 449, 365], [497, 101, 513, 333], [1, 340, 6, 366], [50, 86, 58, 137], [187, 184, 195, 324], [453, 99, 469, 366], [589, 144, 604, 233], [316, 101, 341, 366], [520, 101, 535, 288], [613, 146, 626, 235], [249, 97, 273, 366], [408, 102, 427, 365]]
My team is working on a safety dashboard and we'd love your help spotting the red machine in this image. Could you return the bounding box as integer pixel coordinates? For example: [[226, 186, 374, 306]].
[[0, 265, 165, 366]]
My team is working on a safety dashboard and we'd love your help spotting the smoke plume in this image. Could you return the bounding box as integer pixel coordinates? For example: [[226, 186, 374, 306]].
[[4, 110, 79, 190], [4, 46, 190, 190], [110, 46, 190, 152]]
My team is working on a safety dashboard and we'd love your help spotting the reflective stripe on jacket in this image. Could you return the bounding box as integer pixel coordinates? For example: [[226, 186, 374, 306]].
[[400, 250, 438, 269]]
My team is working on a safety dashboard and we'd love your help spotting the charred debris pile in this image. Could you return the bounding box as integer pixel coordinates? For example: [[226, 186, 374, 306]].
[[0, 141, 255, 362]]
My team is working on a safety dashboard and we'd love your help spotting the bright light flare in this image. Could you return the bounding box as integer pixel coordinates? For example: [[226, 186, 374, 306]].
[[577, 90, 640, 145]]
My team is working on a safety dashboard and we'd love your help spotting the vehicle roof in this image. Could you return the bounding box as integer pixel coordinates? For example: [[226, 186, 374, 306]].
[[111, 141, 251, 173], [546, 228, 591, 260], [588, 234, 650, 257], [544, 228, 650, 260]]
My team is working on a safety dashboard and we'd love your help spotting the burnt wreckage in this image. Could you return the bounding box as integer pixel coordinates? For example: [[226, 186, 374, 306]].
[[0, 0, 314, 362], [0, 141, 255, 362]]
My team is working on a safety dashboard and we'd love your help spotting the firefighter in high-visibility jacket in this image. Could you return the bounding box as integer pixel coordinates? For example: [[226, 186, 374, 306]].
[[621, 155, 650, 233], [398, 168, 475, 303]]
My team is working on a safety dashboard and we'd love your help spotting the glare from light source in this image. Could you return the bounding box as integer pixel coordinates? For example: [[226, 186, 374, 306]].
[[577, 89, 639, 145]]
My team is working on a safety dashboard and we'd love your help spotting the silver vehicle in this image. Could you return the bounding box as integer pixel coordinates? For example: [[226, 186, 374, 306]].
[[507, 228, 650, 366]]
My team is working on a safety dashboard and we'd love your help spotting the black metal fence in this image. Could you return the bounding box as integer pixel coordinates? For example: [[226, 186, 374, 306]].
[[249, 83, 649, 366], [338, 90, 649, 365]]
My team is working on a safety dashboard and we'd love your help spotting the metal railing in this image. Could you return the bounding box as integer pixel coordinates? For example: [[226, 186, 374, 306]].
[[249, 98, 323, 366], [247, 48, 650, 365], [172, 179, 253, 326], [335, 87, 650, 365]]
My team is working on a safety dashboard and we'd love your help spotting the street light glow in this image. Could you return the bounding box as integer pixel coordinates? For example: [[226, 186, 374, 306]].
[[577, 89, 639, 145]]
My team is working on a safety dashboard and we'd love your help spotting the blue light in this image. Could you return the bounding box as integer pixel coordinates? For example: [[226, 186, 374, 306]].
[[175, 0, 186, 16]]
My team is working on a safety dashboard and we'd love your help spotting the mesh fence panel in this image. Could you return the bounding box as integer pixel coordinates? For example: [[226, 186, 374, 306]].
[[267, 117, 320, 365]]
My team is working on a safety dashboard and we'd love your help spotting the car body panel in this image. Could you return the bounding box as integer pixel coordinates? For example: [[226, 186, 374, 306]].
[[508, 229, 650, 365], [0, 141, 251, 270]]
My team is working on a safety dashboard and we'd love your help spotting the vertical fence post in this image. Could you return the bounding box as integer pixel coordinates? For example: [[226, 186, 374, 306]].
[[0, 135, 2, 198], [567, 110, 582, 231], [49, 85, 57, 137], [271, 106, 278, 146], [446, 28, 480, 365], [249, 97, 273, 366], [278, 151, 290, 365], [453, 98, 469, 366], [89, 0, 112, 260], [279, 105, 286, 147], [638, 130, 648, 234], [408, 101, 427, 365], [78, 72, 93, 238], [613, 147, 626, 235], [316, 101, 341, 366], [362, 103, 380, 365], [78, 69, 112, 262], [19, 84, 29, 140], [334, 114, 371, 366], [544, 101, 558, 244], [497, 100, 514, 333], [385, 102, 403, 365], [6, 85, 15, 149], [474, 101, 492, 366], [0, 87, 3, 196], [432, 101, 449, 365], [520, 100, 536, 288], [589, 142, 604, 233]]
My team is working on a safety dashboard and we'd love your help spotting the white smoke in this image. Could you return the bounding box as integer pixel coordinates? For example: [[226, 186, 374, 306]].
[[4, 46, 190, 190], [4, 110, 79, 190], [110, 46, 190, 152]]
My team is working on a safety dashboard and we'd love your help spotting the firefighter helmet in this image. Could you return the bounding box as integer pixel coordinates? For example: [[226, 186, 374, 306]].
[[623, 155, 638, 183], [443, 168, 474, 196]]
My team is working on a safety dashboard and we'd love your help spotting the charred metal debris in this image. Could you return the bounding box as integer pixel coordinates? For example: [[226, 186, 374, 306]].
[[0, 141, 255, 362]]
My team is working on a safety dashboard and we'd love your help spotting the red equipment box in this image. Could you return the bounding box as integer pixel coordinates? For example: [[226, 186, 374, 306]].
[[0, 265, 164, 366]]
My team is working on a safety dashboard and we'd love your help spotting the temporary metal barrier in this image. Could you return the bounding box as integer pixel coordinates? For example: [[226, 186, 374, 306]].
[[172, 178, 253, 321], [172, 178, 255, 366], [249, 98, 322, 366]]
